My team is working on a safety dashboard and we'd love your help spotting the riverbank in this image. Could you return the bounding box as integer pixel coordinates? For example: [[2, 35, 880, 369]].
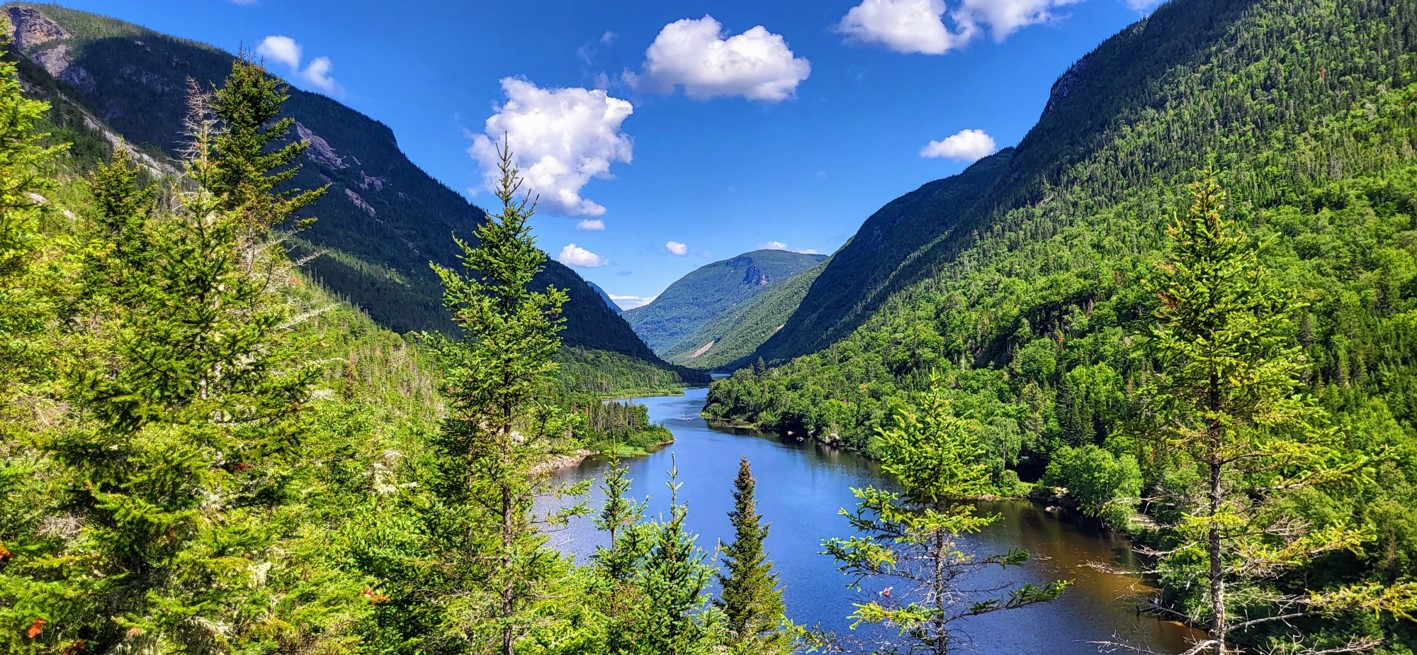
[[544, 387, 1204, 652]]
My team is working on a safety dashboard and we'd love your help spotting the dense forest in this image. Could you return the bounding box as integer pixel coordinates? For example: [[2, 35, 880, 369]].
[[5, 0, 1417, 652], [620, 249, 825, 365], [706, 0, 1417, 650]]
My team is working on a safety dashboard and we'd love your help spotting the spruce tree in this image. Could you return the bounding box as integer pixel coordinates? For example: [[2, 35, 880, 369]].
[[715, 457, 790, 655], [8, 60, 325, 653], [594, 452, 649, 583], [623, 458, 716, 655], [825, 382, 1068, 655], [209, 52, 325, 249], [1143, 178, 1417, 654], [0, 17, 68, 654], [425, 140, 585, 654]]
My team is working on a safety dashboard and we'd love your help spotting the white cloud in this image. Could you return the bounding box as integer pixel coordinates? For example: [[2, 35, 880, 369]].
[[256, 36, 301, 69], [1121, 0, 1163, 10], [256, 35, 341, 95], [836, 0, 1080, 54], [921, 128, 996, 162], [665, 240, 688, 256], [633, 16, 811, 102], [760, 241, 818, 255], [610, 294, 656, 310], [961, 0, 1082, 41], [577, 219, 606, 231], [469, 78, 634, 218], [301, 56, 339, 94], [838, 0, 965, 55], [556, 243, 606, 268]]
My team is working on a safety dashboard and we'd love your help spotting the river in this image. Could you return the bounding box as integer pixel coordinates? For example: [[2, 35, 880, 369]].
[[544, 387, 1201, 654]]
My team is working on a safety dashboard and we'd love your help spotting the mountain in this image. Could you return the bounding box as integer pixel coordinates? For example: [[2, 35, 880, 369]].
[[660, 260, 827, 370], [585, 280, 620, 314], [755, 0, 1417, 365], [3, 2, 699, 383], [620, 249, 827, 356]]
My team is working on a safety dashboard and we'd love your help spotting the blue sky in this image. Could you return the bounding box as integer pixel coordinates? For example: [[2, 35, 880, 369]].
[[58, 0, 1159, 307]]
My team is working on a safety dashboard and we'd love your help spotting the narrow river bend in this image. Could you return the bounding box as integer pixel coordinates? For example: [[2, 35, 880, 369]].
[[545, 388, 1200, 654]]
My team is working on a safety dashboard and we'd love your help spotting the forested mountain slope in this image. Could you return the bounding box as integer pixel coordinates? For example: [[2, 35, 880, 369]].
[[2, 2, 691, 378], [709, 0, 1417, 645], [621, 248, 825, 354], [661, 260, 827, 370], [757, 0, 1416, 364]]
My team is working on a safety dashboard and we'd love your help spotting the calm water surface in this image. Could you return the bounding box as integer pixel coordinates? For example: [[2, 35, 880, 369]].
[[544, 387, 1201, 654]]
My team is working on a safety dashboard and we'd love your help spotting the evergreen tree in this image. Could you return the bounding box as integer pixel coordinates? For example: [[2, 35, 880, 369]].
[[1143, 178, 1417, 654], [4, 59, 327, 654], [0, 16, 62, 421], [0, 16, 67, 654], [594, 452, 649, 583], [79, 149, 155, 306], [424, 141, 585, 654], [622, 458, 718, 655], [825, 382, 1068, 655], [209, 52, 325, 249], [715, 457, 791, 655]]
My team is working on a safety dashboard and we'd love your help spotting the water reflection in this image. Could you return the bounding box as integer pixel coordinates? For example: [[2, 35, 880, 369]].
[[545, 387, 1201, 654]]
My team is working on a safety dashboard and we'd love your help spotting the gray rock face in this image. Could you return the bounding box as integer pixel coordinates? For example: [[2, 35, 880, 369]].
[[1044, 59, 1087, 116], [5, 6, 68, 51], [296, 121, 347, 169]]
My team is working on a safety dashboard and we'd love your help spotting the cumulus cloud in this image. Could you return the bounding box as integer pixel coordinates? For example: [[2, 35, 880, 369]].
[[837, 0, 1080, 54], [256, 36, 301, 69], [921, 128, 996, 162], [577, 219, 606, 231], [301, 56, 338, 94], [665, 240, 688, 255], [838, 0, 964, 55], [761, 241, 819, 254], [556, 243, 606, 268], [469, 78, 634, 218], [256, 35, 341, 95], [610, 294, 656, 310], [631, 16, 811, 102]]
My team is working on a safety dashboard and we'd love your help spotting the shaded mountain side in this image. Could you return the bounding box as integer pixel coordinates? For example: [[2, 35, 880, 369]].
[[621, 249, 826, 354], [585, 280, 620, 314], [3, 2, 688, 377], [756, 151, 1011, 361], [662, 260, 827, 371], [759, 0, 1416, 364]]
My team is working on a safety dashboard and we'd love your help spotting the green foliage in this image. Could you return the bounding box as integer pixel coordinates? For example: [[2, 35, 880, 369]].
[[7, 2, 693, 378], [622, 249, 826, 357], [663, 260, 828, 371], [1042, 445, 1141, 527], [823, 385, 1068, 654], [715, 458, 792, 655]]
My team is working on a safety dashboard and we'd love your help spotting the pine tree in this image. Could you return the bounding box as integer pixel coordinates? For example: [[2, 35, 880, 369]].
[[715, 457, 791, 655], [1143, 177, 1417, 654], [424, 140, 585, 654], [79, 149, 155, 307], [824, 382, 1068, 655], [0, 15, 63, 421]]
